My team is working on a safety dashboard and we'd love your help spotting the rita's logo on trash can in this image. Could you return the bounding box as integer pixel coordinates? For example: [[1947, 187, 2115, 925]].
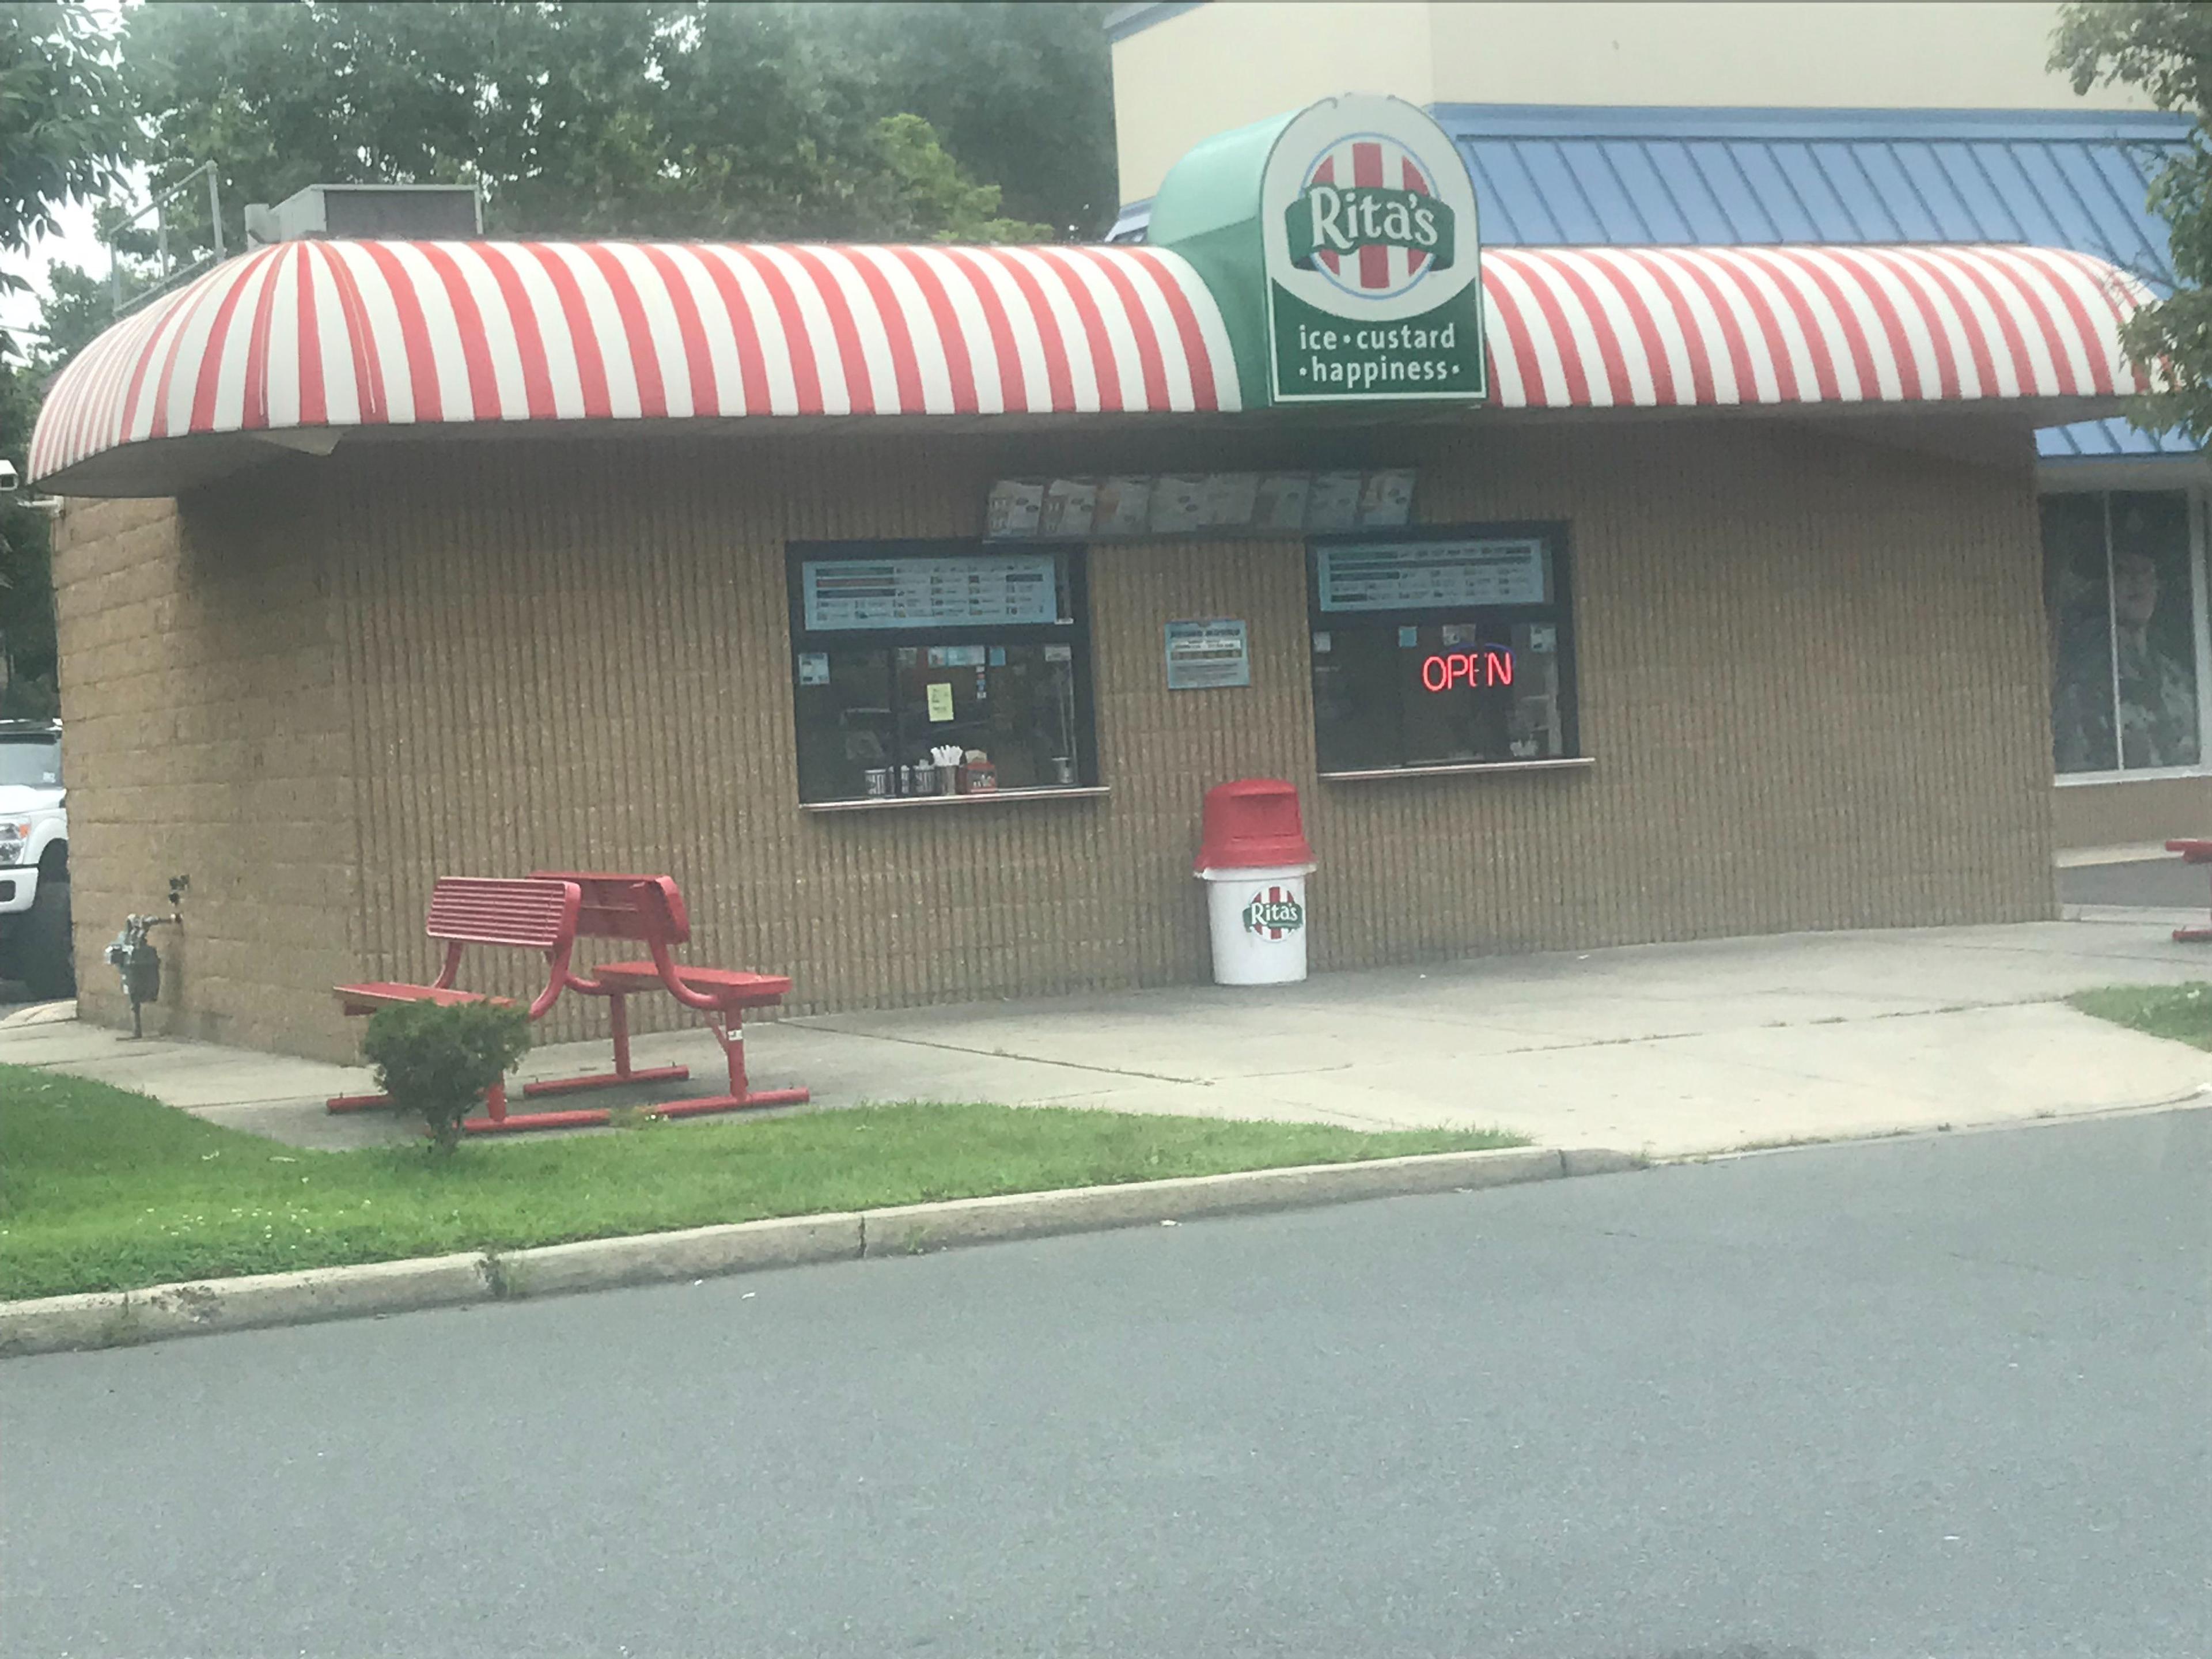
[[1243, 886, 1305, 940]]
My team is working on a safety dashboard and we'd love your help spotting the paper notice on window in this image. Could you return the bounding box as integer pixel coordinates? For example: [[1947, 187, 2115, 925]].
[[1040, 478, 1097, 538], [926, 682, 956, 722], [1094, 476, 1152, 536], [1305, 471, 1363, 532], [1255, 474, 1311, 532], [796, 651, 830, 687], [1149, 475, 1209, 533]]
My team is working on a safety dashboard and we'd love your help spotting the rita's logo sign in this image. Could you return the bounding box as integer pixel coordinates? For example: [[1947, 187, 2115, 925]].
[[1256, 94, 1485, 406], [1243, 887, 1306, 940], [1286, 136, 1456, 299]]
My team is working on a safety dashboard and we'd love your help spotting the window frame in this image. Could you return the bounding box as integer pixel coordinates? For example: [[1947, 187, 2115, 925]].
[[1305, 520, 1582, 779], [784, 537, 1101, 807], [2041, 482, 2212, 787]]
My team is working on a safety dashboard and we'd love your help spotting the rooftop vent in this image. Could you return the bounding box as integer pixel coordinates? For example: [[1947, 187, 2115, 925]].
[[243, 183, 483, 245]]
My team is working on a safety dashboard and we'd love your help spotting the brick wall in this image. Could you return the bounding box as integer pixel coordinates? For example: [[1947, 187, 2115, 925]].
[[52, 481, 361, 1055], [51, 416, 2055, 1059]]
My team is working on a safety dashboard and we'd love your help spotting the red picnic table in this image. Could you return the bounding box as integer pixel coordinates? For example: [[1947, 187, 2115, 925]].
[[2165, 840, 2212, 942], [329, 871, 808, 1134]]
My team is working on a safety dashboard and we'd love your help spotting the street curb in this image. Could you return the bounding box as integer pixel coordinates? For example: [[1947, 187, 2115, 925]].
[[861, 1146, 1568, 1255], [0, 1145, 1641, 1359], [0, 1253, 491, 1357], [494, 1213, 865, 1298]]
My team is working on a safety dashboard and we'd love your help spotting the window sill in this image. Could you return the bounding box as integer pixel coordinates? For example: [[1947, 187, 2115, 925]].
[[802, 785, 1110, 813], [2055, 766, 2212, 786], [1319, 757, 1595, 782]]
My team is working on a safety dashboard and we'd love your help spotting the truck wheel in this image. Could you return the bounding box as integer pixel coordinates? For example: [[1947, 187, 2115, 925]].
[[18, 876, 74, 1001]]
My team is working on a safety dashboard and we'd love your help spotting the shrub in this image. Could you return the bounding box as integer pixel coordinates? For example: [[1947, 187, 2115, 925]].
[[359, 1001, 532, 1153]]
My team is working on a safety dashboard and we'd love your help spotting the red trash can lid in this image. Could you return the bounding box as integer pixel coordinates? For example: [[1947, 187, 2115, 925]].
[[1195, 778, 1315, 871]]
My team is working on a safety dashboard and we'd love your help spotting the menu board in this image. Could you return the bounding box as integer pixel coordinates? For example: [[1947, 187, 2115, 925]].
[[802, 554, 1060, 631], [1041, 478, 1096, 537], [985, 479, 1044, 538], [1149, 475, 1208, 533], [1094, 476, 1152, 535], [1315, 539, 1551, 613], [1304, 472, 1363, 532], [1254, 473, 1311, 531], [1200, 472, 1260, 528], [1358, 469, 1416, 528], [983, 469, 1417, 541]]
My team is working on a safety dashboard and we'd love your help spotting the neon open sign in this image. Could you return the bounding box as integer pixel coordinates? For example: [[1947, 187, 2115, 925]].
[[1419, 650, 1513, 691]]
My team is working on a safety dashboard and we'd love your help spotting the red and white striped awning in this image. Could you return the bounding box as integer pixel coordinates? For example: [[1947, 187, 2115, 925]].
[[29, 236, 2153, 494], [29, 239, 1242, 489], [1480, 243, 2151, 410]]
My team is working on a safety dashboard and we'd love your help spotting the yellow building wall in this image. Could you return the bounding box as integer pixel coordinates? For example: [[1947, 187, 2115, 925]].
[[52, 416, 2055, 1061], [1113, 2, 2148, 202]]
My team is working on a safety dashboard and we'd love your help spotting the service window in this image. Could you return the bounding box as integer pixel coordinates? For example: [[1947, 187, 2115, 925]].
[[787, 541, 1097, 804], [1308, 525, 1578, 775]]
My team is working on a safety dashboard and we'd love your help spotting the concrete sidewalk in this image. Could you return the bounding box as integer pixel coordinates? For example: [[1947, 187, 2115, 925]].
[[5, 918, 2209, 1160]]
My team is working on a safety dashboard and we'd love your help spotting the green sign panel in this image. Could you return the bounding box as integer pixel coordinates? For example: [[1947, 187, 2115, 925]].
[[1261, 97, 1485, 404], [1147, 92, 1486, 411]]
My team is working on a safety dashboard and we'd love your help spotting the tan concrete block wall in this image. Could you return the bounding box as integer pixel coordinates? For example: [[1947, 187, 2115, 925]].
[[51, 482, 362, 1058], [2052, 775, 2212, 851], [55, 416, 2054, 1060]]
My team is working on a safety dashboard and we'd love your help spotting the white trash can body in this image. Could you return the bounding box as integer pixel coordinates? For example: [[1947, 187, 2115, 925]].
[[1198, 863, 1315, 985]]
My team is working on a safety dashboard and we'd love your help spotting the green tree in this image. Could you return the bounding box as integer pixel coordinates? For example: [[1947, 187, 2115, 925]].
[[2054, 2, 2212, 435], [0, 4, 129, 711], [830, 3, 1117, 237], [117, 1, 1084, 245], [30, 259, 108, 370], [0, 2, 134, 358]]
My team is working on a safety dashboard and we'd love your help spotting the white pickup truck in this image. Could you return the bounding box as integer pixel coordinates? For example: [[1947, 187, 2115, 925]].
[[0, 721, 71, 998]]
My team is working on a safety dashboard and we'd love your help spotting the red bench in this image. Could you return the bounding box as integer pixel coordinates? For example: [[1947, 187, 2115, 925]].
[[2166, 840, 2212, 941], [534, 871, 810, 1123], [328, 876, 581, 1124]]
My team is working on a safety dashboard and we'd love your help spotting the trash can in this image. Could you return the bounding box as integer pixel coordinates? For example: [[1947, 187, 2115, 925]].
[[1194, 778, 1316, 986]]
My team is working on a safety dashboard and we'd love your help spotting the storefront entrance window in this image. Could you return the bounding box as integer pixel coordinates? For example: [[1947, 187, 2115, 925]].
[[2044, 491, 2203, 776], [1308, 526, 1578, 774], [788, 543, 1095, 803]]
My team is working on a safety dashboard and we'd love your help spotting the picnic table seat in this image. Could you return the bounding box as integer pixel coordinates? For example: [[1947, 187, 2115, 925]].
[[2165, 840, 2212, 942], [329, 876, 581, 1120], [533, 871, 809, 1119]]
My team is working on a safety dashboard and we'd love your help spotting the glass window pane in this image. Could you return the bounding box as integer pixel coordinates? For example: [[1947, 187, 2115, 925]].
[[896, 645, 1083, 790], [787, 542, 1094, 803], [2109, 491, 2198, 770], [793, 648, 893, 802], [2044, 494, 2115, 774], [1310, 529, 1574, 773]]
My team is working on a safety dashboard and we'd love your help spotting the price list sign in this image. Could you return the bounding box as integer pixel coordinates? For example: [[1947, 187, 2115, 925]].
[[1315, 539, 1550, 612], [802, 554, 1059, 631]]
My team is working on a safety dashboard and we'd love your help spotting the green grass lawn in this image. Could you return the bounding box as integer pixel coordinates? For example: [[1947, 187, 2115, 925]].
[[0, 1065, 1525, 1301], [2069, 982, 2212, 1050]]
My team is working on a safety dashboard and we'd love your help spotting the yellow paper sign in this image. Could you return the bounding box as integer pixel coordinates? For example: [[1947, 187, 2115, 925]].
[[926, 681, 955, 722]]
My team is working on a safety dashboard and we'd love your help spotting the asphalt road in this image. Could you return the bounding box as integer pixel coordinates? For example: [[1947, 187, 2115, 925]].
[[4, 1114, 2208, 1659]]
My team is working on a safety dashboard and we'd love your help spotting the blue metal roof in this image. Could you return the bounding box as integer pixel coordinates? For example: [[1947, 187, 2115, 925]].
[[1429, 105, 2192, 286], [1115, 104, 2200, 460], [2037, 418, 2203, 461]]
